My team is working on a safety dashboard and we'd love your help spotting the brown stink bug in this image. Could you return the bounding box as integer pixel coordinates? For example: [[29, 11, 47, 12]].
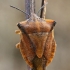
[[11, 1, 56, 70], [15, 13, 56, 68]]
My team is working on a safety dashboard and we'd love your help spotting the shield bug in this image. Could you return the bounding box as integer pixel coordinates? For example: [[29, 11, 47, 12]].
[[15, 14, 56, 68], [11, 0, 56, 70]]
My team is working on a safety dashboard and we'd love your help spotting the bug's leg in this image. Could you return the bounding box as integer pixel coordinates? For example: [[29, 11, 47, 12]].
[[15, 30, 21, 34], [16, 42, 20, 49]]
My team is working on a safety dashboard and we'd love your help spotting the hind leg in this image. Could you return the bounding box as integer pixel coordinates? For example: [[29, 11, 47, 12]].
[[15, 30, 21, 34], [16, 42, 20, 49]]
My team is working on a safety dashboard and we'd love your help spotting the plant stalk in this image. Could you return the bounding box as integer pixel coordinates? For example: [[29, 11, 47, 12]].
[[25, 0, 47, 70], [25, 0, 31, 19], [40, 0, 47, 19]]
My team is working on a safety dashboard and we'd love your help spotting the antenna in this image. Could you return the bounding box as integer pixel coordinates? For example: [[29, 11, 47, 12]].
[[10, 5, 30, 17]]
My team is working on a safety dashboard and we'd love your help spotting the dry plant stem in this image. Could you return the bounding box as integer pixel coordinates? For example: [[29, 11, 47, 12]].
[[25, 0, 31, 70], [40, 0, 47, 19], [25, 0, 35, 70], [25, 0, 31, 19], [30, 0, 35, 20], [30, 0, 35, 14], [25, 0, 35, 19], [25, 0, 47, 70]]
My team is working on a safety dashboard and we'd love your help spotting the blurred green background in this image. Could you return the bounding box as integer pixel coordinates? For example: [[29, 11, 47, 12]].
[[0, 0, 70, 70]]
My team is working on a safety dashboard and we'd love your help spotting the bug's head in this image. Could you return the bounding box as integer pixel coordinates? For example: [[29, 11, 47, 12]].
[[10, 5, 56, 32], [17, 18, 56, 34]]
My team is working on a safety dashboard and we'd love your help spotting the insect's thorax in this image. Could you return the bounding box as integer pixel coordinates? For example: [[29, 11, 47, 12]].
[[17, 13, 53, 34]]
